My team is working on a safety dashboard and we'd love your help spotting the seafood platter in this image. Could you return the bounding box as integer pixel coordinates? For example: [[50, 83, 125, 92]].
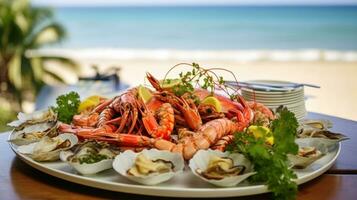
[[8, 63, 348, 199]]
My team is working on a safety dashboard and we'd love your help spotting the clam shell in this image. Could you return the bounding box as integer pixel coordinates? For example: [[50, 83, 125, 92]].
[[60, 151, 114, 175], [189, 149, 256, 187], [18, 133, 78, 162], [288, 139, 326, 169], [113, 149, 184, 185]]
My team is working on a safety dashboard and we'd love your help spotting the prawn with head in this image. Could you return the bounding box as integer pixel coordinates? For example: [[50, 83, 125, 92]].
[[59, 87, 176, 142], [146, 72, 203, 131]]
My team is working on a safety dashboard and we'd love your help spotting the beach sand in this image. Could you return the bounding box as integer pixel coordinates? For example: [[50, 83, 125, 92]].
[[64, 58, 356, 121]]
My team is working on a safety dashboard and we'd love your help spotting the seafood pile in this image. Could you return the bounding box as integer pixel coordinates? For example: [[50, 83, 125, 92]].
[[7, 63, 348, 191], [57, 69, 274, 160]]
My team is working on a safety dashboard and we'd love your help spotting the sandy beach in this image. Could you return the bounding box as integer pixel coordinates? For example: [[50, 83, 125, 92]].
[[55, 55, 357, 121]]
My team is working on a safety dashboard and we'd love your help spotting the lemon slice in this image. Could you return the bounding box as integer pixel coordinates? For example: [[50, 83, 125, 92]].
[[159, 78, 181, 89], [138, 85, 153, 103], [266, 136, 274, 145], [201, 96, 222, 112], [247, 125, 274, 145], [78, 95, 102, 112]]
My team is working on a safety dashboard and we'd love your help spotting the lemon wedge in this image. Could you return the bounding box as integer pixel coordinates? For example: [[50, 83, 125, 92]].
[[159, 78, 181, 89], [266, 136, 274, 146], [78, 95, 102, 112], [201, 96, 222, 112], [247, 125, 274, 145], [138, 85, 153, 103]]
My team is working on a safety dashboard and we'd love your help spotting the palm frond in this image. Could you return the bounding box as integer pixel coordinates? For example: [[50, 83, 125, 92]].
[[11, 0, 29, 13], [40, 56, 78, 70], [43, 68, 67, 83], [1, 0, 71, 109], [30, 56, 43, 82], [31, 7, 53, 24], [27, 22, 66, 48], [8, 52, 22, 89]]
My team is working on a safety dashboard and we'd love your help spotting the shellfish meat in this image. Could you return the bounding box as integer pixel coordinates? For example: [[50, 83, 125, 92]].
[[60, 140, 120, 175], [18, 133, 78, 162]]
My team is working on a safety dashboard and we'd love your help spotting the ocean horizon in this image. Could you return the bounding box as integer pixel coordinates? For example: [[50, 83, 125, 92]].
[[49, 6, 357, 51]]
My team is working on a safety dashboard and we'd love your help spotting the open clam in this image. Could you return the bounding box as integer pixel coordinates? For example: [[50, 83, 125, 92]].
[[189, 149, 256, 187], [288, 139, 326, 169], [8, 109, 58, 145], [18, 133, 78, 162], [113, 149, 184, 185], [60, 140, 120, 175]]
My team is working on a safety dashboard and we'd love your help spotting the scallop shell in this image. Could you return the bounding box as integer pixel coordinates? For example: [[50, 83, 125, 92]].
[[18, 133, 78, 162], [288, 139, 326, 169], [189, 149, 256, 187], [113, 149, 184, 185]]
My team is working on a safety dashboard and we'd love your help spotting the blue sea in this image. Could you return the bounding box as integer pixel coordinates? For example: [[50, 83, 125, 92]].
[[52, 6, 357, 50]]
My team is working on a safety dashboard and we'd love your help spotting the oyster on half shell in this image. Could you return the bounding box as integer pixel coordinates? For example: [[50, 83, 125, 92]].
[[189, 149, 256, 187], [298, 119, 348, 142], [288, 147, 324, 169], [113, 149, 184, 185], [127, 153, 174, 177], [288, 139, 326, 169], [8, 109, 58, 146], [197, 155, 246, 180], [18, 133, 78, 162], [60, 140, 120, 175]]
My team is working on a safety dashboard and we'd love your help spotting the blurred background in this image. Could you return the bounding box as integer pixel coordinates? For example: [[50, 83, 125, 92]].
[[1, 0, 357, 131]]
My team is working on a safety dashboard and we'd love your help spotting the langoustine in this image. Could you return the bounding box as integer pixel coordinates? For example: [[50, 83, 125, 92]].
[[58, 68, 275, 160]]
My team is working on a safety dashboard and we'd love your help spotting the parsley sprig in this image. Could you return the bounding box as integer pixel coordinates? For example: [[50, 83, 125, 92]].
[[52, 91, 80, 123], [228, 107, 299, 200]]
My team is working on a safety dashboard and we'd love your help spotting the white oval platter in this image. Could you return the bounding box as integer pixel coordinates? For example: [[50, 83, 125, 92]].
[[8, 133, 340, 198]]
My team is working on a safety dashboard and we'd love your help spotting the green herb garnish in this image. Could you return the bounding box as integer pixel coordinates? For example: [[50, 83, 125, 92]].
[[78, 154, 109, 164], [228, 107, 299, 200], [52, 91, 80, 123], [163, 63, 241, 99]]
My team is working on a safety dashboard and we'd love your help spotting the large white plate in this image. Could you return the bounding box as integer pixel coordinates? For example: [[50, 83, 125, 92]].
[[8, 133, 340, 198]]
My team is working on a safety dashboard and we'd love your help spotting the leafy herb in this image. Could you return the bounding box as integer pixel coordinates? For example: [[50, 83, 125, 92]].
[[228, 107, 299, 200], [79, 154, 109, 164], [52, 91, 80, 123], [163, 63, 240, 98]]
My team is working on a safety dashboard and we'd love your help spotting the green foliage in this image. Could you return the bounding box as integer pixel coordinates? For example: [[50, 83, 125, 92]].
[[0, 106, 16, 132], [52, 92, 80, 124], [164, 63, 239, 98], [79, 154, 109, 164], [0, 0, 77, 108], [228, 107, 299, 200]]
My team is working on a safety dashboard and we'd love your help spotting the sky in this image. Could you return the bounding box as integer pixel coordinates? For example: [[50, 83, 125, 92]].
[[33, 0, 357, 7]]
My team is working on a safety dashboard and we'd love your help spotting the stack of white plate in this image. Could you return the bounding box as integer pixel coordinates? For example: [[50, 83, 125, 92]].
[[240, 80, 307, 120]]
